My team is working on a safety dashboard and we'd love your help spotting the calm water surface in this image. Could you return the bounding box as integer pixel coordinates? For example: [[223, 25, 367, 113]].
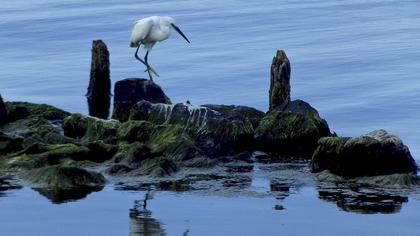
[[1, 0, 420, 235]]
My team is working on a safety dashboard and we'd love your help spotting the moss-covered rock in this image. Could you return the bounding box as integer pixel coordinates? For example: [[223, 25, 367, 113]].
[[0, 116, 74, 147], [112, 142, 156, 168], [255, 100, 331, 158], [202, 104, 265, 129], [63, 113, 120, 144], [311, 130, 418, 177], [117, 120, 154, 143], [84, 141, 118, 162], [25, 166, 105, 188], [5, 102, 70, 121], [138, 156, 178, 177], [130, 101, 255, 158]]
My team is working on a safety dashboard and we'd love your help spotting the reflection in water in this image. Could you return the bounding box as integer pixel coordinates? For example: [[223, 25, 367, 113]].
[[318, 186, 408, 214], [33, 186, 104, 204], [130, 189, 166, 236], [0, 178, 22, 197]]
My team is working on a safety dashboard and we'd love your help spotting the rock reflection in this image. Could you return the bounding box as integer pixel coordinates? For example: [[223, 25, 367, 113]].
[[33, 186, 103, 204], [130, 189, 166, 236], [0, 178, 22, 197], [317, 187, 408, 214]]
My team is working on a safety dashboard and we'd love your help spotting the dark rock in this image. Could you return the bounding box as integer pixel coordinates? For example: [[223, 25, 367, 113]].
[[63, 113, 120, 144], [117, 120, 154, 143], [6, 106, 30, 122], [112, 78, 171, 122], [84, 141, 118, 162], [255, 100, 331, 158], [202, 104, 265, 129], [25, 166, 105, 188], [0, 132, 23, 156], [0, 95, 7, 125], [138, 157, 178, 177], [106, 164, 132, 175], [87, 40, 111, 119], [311, 129, 418, 177], [269, 50, 291, 111]]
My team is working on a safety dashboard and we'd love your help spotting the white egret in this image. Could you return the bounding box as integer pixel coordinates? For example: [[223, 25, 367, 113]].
[[130, 16, 191, 81]]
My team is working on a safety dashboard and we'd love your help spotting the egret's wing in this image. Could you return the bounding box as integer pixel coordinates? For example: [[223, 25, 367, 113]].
[[130, 19, 153, 48]]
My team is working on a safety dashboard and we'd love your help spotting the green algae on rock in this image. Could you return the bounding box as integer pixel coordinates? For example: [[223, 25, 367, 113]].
[[311, 129, 418, 177], [255, 100, 331, 158], [63, 113, 120, 144], [25, 165, 105, 188]]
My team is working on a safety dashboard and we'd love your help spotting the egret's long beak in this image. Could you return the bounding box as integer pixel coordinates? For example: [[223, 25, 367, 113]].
[[171, 23, 190, 43]]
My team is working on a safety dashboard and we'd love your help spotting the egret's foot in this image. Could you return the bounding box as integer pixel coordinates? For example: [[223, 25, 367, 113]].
[[144, 66, 160, 77]]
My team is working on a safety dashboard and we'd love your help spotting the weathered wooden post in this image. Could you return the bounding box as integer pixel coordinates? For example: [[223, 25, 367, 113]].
[[269, 50, 291, 111], [87, 40, 111, 119]]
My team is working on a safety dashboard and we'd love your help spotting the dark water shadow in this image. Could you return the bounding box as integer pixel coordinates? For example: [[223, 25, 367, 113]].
[[33, 186, 104, 204], [317, 185, 408, 214]]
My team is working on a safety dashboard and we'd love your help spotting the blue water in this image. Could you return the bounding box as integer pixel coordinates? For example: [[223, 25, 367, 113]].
[[1, 1, 420, 235]]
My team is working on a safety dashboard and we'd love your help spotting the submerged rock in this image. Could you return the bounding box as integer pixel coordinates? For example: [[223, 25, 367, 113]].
[[112, 78, 171, 122], [63, 113, 120, 144], [311, 129, 418, 177], [255, 100, 331, 158], [25, 166, 105, 188], [87, 40, 111, 119], [269, 50, 291, 111]]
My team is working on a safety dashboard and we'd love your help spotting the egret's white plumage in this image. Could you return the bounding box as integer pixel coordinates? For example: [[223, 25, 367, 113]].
[[130, 16, 190, 80]]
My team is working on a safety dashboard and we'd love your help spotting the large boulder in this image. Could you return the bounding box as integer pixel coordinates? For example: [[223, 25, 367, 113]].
[[112, 78, 171, 122], [311, 129, 418, 177], [87, 40, 111, 119], [130, 101, 254, 157], [255, 100, 331, 158], [63, 113, 120, 144], [269, 50, 291, 111]]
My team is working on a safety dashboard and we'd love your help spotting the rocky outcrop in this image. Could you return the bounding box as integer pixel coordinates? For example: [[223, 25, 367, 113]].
[[255, 100, 331, 158], [311, 129, 418, 177], [87, 40, 111, 119], [269, 50, 291, 111], [112, 78, 171, 122], [129, 101, 254, 157]]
